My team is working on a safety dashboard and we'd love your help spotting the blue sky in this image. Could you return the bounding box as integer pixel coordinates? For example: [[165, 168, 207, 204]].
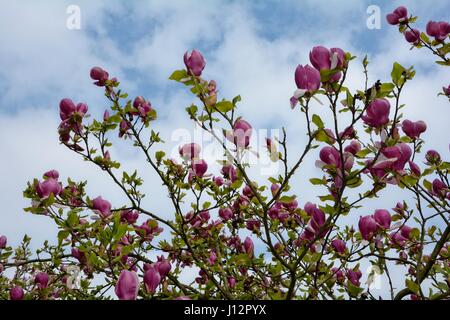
[[0, 0, 449, 295]]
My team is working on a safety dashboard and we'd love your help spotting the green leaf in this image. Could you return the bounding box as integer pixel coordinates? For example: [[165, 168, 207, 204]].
[[310, 178, 326, 185], [155, 151, 165, 162], [406, 279, 420, 294], [391, 62, 405, 86], [215, 100, 234, 113], [169, 69, 188, 82], [312, 114, 324, 129]]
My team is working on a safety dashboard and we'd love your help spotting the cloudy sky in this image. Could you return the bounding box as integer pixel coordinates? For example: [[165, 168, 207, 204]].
[[0, 0, 449, 294]]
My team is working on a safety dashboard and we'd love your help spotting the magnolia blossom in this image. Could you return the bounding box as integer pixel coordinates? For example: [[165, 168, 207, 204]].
[[115, 270, 139, 300], [402, 120, 427, 139], [362, 98, 390, 127], [290, 64, 321, 108], [358, 215, 378, 240], [192, 159, 208, 178], [183, 49, 206, 76], [404, 29, 421, 45], [243, 237, 254, 257], [226, 119, 253, 148], [92, 196, 112, 218], [373, 209, 391, 229], [10, 286, 24, 300], [309, 46, 346, 82], [90, 66, 109, 86], [0, 235, 7, 249], [331, 239, 346, 254], [179, 143, 201, 160], [144, 267, 161, 294], [35, 272, 49, 289], [386, 6, 408, 25], [36, 178, 62, 198], [426, 21, 450, 41], [347, 269, 362, 286]]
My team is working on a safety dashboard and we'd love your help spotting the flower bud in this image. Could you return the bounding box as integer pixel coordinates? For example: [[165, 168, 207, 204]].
[[219, 208, 233, 221], [358, 215, 378, 240], [144, 267, 161, 294], [404, 29, 421, 44], [35, 272, 49, 289], [192, 159, 208, 178], [0, 235, 7, 249], [10, 286, 24, 300], [183, 49, 206, 76], [331, 239, 346, 254], [347, 269, 362, 286], [425, 150, 441, 165], [90, 66, 109, 86], [115, 270, 139, 300], [155, 256, 171, 278], [243, 237, 254, 257]]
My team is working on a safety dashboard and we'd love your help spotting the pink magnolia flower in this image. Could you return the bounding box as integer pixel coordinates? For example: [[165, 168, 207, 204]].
[[432, 178, 448, 198], [36, 178, 62, 198], [331, 239, 346, 254], [219, 208, 233, 221], [404, 29, 421, 45], [386, 6, 408, 25], [221, 164, 238, 182], [331, 268, 345, 283], [347, 269, 362, 286], [184, 49, 206, 76], [144, 266, 161, 294], [443, 85, 450, 96], [310, 46, 346, 71], [90, 66, 109, 86], [227, 277, 236, 289], [358, 215, 378, 240], [226, 119, 253, 148], [290, 64, 321, 108], [35, 272, 49, 289], [362, 98, 390, 127], [402, 120, 427, 139], [246, 219, 261, 232], [92, 196, 112, 218], [271, 183, 280, 196], [155, 256, 171, 278], [409, 161, 421, 177], [400, 225, 413, 239], [426, 21, 450, 41], [319, 146, 341, 168], [390, 232, 408, 247], [0, 235, 7, 249], [115, 270, 139, 300], [243, 237, 254, 257], [179, 143, 201, 160], [373, 209, 391, 229], [192, 159, 208, 178], [213, 176, 224, 187], [119, 120, 130, 138], [425, 150, 441, 165], [10, 286, 24, 300], [120, 210, 139, 224], [344, 140, 361, 155], [43, 170, 59, 180]]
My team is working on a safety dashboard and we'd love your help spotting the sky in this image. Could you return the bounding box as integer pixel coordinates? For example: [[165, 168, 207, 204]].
[[0, 0, 449, 296]]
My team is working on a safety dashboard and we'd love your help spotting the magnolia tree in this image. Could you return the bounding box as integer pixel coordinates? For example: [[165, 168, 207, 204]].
[[0, 6, 449, 301]]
